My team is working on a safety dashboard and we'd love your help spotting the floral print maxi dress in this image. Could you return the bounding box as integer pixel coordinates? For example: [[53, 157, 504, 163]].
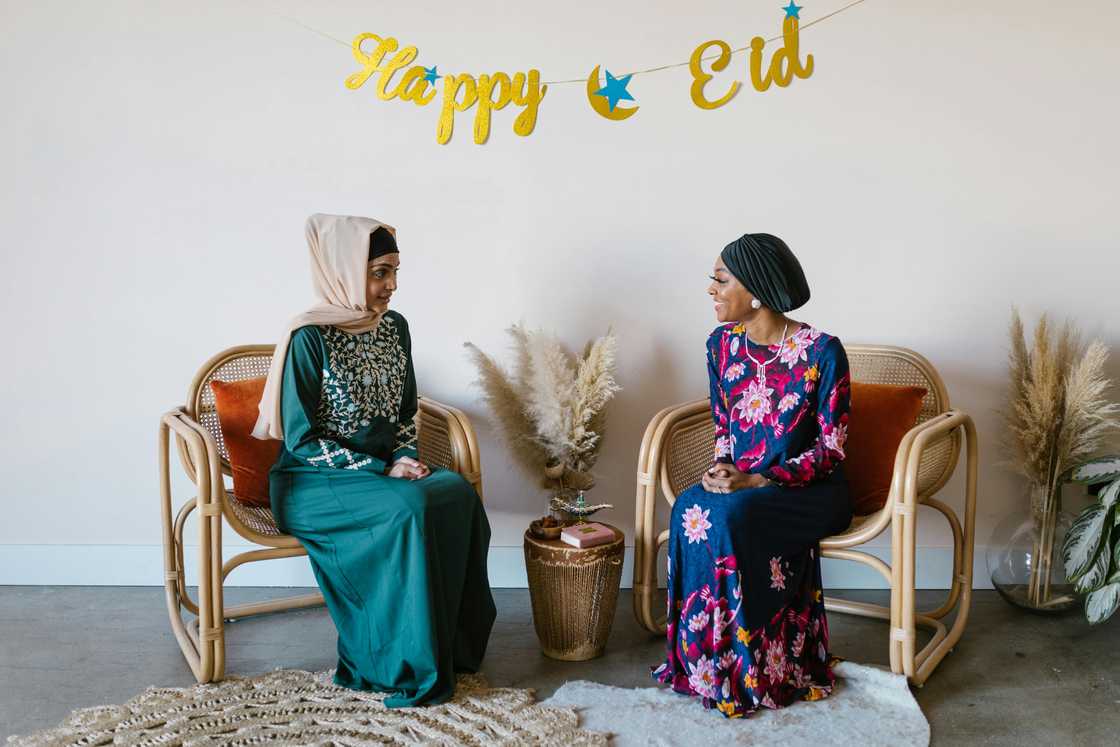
[[652, 321, 853, 717]]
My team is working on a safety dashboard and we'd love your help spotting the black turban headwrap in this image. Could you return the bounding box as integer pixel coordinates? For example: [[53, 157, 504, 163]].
[[368, 226, 398, 260], [720, 233, 810, 312]]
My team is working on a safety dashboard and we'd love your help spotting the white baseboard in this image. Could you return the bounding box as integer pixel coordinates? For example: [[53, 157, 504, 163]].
[[0, 544, 994, 589]]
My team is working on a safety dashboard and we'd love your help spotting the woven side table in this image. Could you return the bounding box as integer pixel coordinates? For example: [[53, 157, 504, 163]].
[[522, 523, 625, 661]]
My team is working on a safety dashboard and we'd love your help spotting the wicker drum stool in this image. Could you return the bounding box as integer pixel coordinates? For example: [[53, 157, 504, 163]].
[[522, 524, 625, 661]]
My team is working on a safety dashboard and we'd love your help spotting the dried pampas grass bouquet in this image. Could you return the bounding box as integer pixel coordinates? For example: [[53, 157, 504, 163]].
[[465, 325, 621, 517], [1000, 307, 1120, 609]]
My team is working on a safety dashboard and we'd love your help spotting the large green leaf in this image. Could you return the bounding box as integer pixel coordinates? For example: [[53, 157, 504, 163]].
[[1110, 540, 1120, 585], [1098, 480, 1120, 510], [1071, 457, 1120, 485], [1063, 504, 1110, 581], [1085, 583, 1120, 625], [1075, 520, 1112, 593]]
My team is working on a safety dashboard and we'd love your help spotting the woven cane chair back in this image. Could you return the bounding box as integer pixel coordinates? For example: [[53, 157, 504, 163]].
[[181, 345, 460, 534], [846, 345, 957, 498], [187, 346, 274, 472], [662, 344, 958, 502], [180, 346, 279, 535], [663, 411, 719, 500]]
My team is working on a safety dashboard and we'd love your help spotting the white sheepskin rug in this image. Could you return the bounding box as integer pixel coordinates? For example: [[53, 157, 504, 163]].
[[543, 661, 929, 746]]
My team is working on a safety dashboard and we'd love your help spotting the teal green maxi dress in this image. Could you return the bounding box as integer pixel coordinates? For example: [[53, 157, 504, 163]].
[[268, 311, 496, 707]]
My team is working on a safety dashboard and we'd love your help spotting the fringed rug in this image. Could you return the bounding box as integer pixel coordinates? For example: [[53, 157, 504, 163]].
[[7, 670, 608, 746], [543, 661, 930, 746]]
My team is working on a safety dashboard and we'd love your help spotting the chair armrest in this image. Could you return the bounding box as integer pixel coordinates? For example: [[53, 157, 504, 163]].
[[161, 408, 213, 489], [891, 409, 973, 510], [418, 396, 484, 500], [829, 409, 972, 547], [890, 409, 979, 657], [633, 397, 709, 634], [649, 399, 710, 506], [160, 408, 225, 519]]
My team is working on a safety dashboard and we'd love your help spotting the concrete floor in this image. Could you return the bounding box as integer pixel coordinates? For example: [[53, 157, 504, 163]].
[[1, 587, 1117, 745]]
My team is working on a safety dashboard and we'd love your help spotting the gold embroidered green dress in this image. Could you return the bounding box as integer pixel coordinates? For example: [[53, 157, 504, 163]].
[[268, 311, 496, 707]]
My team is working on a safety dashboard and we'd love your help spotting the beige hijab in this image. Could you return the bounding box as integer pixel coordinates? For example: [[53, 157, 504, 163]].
[[252, 213, 394, 441]]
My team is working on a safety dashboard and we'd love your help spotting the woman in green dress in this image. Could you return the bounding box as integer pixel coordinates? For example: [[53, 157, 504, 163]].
[[252, 213, 496, 707]]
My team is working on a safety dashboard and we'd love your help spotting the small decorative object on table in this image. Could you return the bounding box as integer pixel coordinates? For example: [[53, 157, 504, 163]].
[[989, 308, 1120, 613], [550, 489, 614, 523], [523, 523, 624, 660], [529, 515, 563, 540], [560, 521, 615, 549]]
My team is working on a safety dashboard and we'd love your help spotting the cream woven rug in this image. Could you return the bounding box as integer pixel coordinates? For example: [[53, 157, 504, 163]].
[[543, 661, 930, 746], [7, 671, 607, 746]]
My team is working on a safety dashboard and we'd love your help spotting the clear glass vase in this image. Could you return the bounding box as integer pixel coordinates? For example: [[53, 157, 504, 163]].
[[987, 490, 1077, 613]]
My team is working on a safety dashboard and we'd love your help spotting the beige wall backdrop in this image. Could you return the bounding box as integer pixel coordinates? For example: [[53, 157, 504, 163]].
[[2, 0, 1117, 588]]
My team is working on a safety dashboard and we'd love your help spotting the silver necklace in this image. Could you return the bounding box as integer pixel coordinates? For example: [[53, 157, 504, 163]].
[[743, 323, 789, 384]]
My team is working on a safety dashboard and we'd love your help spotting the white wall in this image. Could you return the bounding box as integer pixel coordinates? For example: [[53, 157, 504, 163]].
[[2, 0, 1118, 588]]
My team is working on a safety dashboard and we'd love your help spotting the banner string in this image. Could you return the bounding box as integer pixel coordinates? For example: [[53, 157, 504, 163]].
[[268, 0, 869, 86]]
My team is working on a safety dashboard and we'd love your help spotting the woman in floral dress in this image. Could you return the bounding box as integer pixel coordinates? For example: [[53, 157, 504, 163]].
[[253, 214, 496, 707], [652, 232, 852, 717]]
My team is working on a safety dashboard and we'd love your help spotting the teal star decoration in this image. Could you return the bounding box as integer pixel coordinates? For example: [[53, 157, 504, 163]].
[[594, 69, 635, 112], [782, 2, 803, 19], [423, 66, 441, 84]]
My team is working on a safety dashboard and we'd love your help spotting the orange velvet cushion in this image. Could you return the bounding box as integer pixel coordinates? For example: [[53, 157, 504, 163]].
[[845, 382, 928, 516], [209, 377, 281, 508]]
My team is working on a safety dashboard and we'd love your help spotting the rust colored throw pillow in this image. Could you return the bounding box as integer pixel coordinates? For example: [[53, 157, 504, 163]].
[[845, 382, 928, 516], [209, 377, 281, 507]]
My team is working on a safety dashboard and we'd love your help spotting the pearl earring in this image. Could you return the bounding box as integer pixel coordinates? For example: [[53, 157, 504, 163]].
[[751, 299, 762, 309]]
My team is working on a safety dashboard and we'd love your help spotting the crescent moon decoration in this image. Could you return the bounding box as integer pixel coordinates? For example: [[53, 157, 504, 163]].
[[586, 65, 639, 121]]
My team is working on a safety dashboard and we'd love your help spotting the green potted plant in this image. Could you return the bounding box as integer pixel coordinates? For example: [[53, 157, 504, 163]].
[[1062, 457, 1120, 623]]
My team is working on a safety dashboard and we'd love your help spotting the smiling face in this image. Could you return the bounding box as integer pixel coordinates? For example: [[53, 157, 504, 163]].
[[708, 255, 758, 323], [366, 253, 400, 312]]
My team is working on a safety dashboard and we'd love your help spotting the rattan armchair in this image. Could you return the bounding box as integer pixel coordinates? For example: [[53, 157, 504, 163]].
[[158, 344, 483, 684], [633, 344, 978, 686]]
